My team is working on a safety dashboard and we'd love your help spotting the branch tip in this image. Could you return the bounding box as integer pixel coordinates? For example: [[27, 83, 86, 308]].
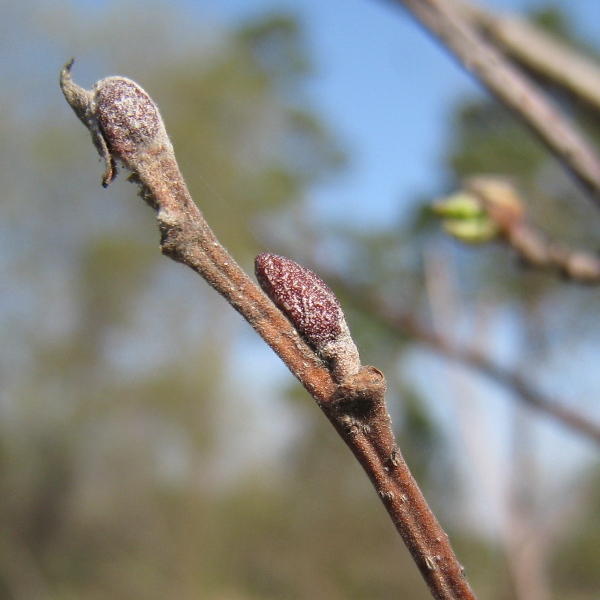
[[59, 61, 173, 188], [60, 59, 94, 126]]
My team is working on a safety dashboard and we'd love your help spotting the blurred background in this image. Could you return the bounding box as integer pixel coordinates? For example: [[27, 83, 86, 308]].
[[2, 0, 600, 598]]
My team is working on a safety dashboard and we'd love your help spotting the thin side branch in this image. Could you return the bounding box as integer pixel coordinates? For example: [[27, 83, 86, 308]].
[[506, 224, 600, 282], [435, 176, 600, 283], [333, 278, 600, 446], [60, 62, 477, 600], [392, 0, 600, 208], [395, 311, 600, 445]]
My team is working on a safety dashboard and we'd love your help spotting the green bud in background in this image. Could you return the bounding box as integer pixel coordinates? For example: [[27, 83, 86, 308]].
[[432, 191, 500, 244], [432, 177, 526, 244], [442, 216, 500, 244], [432, 192, 485, 220]]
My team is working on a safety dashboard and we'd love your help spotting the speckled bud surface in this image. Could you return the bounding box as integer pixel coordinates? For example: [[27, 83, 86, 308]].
[[60, 61, 172, 186], [255, 253, 360, 381], [93, 77, 164, 166], [255, 253, 343, 344]]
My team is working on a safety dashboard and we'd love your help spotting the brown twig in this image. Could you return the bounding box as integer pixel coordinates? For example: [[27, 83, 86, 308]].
[[505, 223, 600, 282], [331, 277, 600, 446], [399, 314, 600, 445], [465, 176, 600, 283], [60, 61, 477, 600], [392, 0, 600, 208], [455, 0, 600, 114]]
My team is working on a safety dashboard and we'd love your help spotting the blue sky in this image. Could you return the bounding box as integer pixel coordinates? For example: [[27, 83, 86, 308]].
[[183, 0, 600, 228], [24, 0, 600, 230]]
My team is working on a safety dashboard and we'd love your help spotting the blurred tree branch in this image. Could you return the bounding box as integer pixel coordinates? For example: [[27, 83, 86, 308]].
[[327, 273, 600, 446], [455, 0, 600, 114], [388, 308, 600, 446], [393, 0, 600, 208]]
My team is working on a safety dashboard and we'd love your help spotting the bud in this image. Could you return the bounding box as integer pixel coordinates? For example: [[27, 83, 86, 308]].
[[433, 177, 526, 244], [442, 217, 500, 244], [432, 192, 485, 220], [60, 59, 172, 187], [433, 191, 499, 243], [255, 253, 361, 382], [464, 176, 525, 229]]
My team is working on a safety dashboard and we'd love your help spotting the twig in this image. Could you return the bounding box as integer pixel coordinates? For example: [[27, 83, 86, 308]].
[[334, 279, 600, 446], [456, 0, 600, 114], [435, 176, 600, 283], [391, 0, 600, 208], [60, 61, 477, 600], [404, 314, 600, 446], [506, 224, 600, 282]]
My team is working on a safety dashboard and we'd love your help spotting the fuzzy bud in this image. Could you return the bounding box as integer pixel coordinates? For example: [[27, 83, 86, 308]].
[[255, 253, 361, 382], [433, 177, 526, 244], [60, 59, 172, 187], [433, 191, 500, 244]]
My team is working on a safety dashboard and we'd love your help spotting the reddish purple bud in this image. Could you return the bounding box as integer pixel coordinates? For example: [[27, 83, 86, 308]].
[[255, 253, 342, 345], [255, 253, 360, 381]]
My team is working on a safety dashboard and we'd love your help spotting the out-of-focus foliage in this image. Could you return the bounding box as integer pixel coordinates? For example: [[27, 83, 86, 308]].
[[154, 15, 345, 258], [2, 1, 600, 600]]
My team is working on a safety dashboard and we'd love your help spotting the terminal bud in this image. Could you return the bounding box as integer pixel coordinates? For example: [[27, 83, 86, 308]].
[[60, 59, 172, 187]]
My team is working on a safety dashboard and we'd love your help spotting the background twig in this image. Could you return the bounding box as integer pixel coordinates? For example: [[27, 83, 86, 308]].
[[393, 0, 600, 207], [456, 0, 600, 114], [324, 272, 600, 446]]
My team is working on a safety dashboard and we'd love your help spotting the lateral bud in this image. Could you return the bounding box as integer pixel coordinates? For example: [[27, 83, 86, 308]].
[[60, 59, 172, 187], [255, 253, 361, 382]]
